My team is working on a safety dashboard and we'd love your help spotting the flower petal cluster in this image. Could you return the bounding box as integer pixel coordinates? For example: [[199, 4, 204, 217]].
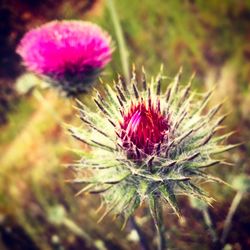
[[69, 68, 235, 224], [16, 20, 112, 96], [119, 99, 170, 158]]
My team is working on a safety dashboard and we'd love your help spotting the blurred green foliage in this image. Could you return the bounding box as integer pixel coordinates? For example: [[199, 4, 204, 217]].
[[0, 0, 250, 249]]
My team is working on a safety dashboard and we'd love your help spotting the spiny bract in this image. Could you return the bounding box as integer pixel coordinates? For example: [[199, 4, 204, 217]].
[[69, 67, 236, 225]]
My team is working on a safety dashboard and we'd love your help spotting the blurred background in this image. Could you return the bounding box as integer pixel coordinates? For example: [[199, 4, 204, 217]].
[[0, 0, 249, 249]]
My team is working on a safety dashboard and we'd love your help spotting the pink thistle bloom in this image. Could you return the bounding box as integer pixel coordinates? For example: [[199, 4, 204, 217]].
[[16, 20, 113, 95]]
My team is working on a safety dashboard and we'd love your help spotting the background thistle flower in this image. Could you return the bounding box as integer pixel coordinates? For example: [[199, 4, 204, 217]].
[[69, 67, 236, 227], [16, 20, 113, 96]]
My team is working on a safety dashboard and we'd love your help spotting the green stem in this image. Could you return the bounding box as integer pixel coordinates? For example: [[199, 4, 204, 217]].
[[107, 0, 130, 82], [63, 218, 92, 242], [220, 191, 244, 245], [202, 208, 218, 243], [156, 205, 166, 250], [63, 218, 107, 250], [149, 196, 167, 250], [33, 89, 62, 124]]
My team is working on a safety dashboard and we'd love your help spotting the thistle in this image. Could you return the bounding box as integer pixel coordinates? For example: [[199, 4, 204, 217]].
[[69, 67, 236, 228], [16, 20, 113, 96]]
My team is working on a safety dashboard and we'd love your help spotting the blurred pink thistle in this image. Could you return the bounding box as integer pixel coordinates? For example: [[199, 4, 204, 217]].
[[17, 20, 113, 95]]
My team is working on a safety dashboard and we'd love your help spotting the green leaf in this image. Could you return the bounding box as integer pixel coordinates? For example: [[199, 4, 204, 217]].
[[148, 194, 162, 231], [159, 185, 180, 217], [122, 194, 141, 228], [71, 168, 130, 184], [177, 181, 212, 204]]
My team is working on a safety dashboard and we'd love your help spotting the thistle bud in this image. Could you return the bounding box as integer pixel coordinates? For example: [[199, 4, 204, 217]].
[[69, 68, 235, 224]]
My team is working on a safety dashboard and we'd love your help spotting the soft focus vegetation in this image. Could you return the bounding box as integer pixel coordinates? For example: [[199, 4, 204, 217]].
[[0, 0, 249, 249]]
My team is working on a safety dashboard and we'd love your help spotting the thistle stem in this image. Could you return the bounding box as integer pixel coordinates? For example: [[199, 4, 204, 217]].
[[33, 89, 63, 124], [63, 218, 92, 242], [129, 216, 150, 250], [107, 0, 130, 83], [202, 208, 218, 243], [156, 206, 166, 250], [220, 191, 244, 245], [149, 198, 167, 250], [63, 218, 107, 250]]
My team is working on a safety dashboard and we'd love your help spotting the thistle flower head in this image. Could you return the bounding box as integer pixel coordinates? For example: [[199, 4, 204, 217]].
[[16, 20, 112, 96], [70, 67, 235, 225], [119, 98, 170, 159]]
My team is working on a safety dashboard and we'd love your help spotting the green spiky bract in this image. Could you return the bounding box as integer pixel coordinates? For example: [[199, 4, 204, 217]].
[[69, 67, 235, 227]]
